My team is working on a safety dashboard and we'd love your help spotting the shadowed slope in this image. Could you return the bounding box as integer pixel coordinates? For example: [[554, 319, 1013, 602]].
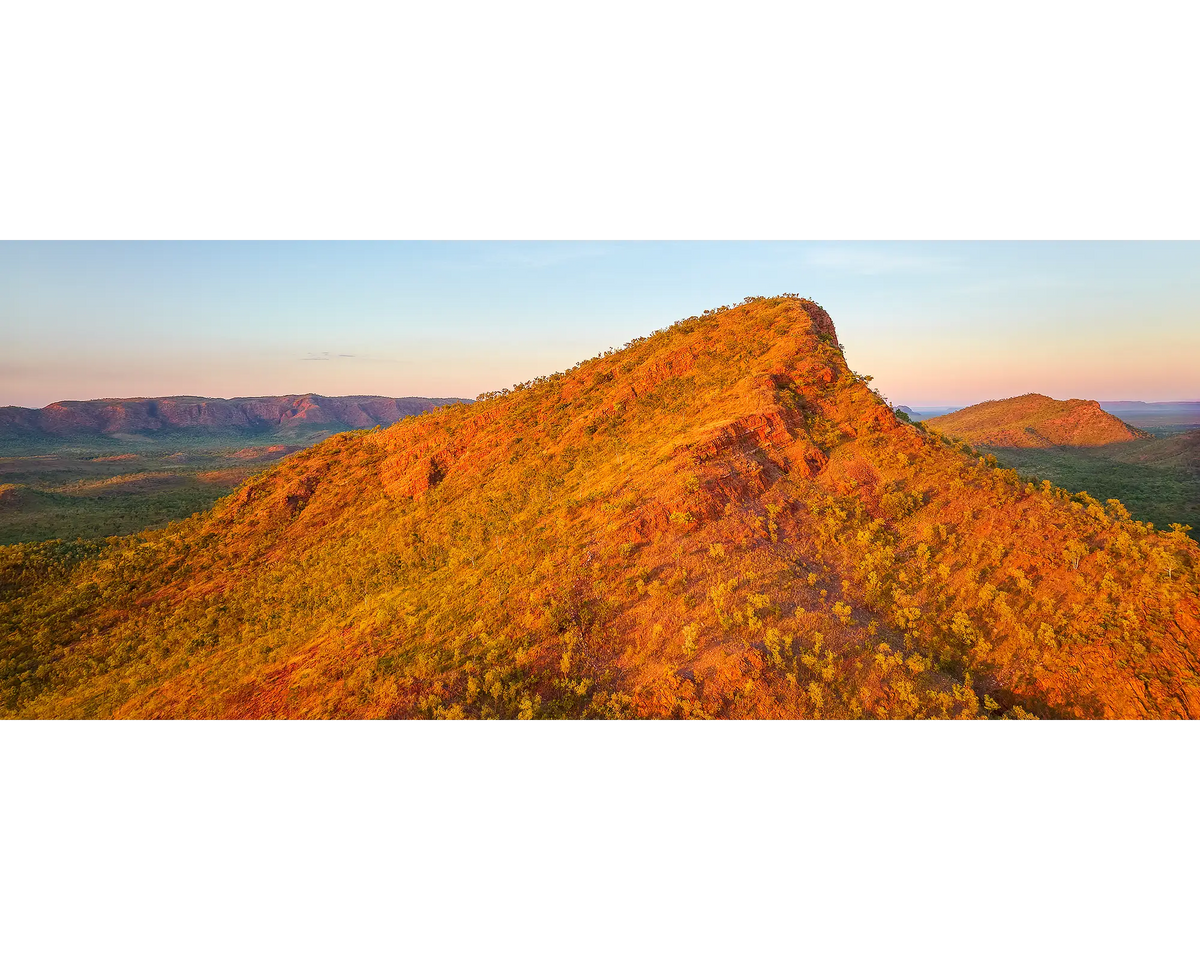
[[2, 298, 1198, 718], [1111, 428, 1200, 470]]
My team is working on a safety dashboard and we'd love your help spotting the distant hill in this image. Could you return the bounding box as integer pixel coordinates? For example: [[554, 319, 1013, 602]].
[[3, 297, 1198, 719], [1100, 401, 1200, 412], [0, 394, 470, 445], [925, 394, 1149, 448], [1098, 401, 1200, 435], [898, 406, 962, 422]]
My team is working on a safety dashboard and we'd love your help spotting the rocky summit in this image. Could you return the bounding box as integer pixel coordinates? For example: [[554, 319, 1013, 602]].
[[1, 297, 1197, 718]]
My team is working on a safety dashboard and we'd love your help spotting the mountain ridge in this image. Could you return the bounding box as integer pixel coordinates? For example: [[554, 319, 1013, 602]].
[[2, 297, 1197, 719], [0, 394, 471, 443]]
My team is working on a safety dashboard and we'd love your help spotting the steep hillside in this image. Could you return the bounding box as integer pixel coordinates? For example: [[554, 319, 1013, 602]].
[[0, 394, 468, 445], [926, 394, 1149, 448], [2, 298, 1198, 719]]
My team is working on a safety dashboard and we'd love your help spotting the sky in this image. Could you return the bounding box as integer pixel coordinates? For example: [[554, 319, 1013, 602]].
[[1, 241, 1198, 409]]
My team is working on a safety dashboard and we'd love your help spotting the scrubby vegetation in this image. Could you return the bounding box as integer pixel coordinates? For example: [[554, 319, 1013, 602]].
[[981, 440, 1200, 542], [2, 297, 1198, 718]]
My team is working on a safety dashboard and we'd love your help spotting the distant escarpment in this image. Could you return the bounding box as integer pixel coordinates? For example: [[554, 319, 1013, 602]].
[[0, 395, 469, 444], [2, 298, 1197, 719], [926, 394, 1149, 448]]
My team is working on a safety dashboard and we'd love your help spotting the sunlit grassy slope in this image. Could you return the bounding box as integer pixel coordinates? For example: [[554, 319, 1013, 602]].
[[2, 297, 1198, 718]]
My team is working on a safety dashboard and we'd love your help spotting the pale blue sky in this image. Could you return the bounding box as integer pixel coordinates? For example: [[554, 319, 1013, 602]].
[[2, 242, 1197, 408]]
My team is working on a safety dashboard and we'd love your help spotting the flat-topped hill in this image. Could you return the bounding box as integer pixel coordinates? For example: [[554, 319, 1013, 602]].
[[0, 394, 469, 444]]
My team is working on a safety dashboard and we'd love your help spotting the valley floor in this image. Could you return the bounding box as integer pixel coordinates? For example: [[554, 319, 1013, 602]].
[[0, 442, 303, 544]]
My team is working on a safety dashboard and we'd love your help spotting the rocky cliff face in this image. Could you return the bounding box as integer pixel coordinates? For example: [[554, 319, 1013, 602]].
[[0, 394, 470, 441]]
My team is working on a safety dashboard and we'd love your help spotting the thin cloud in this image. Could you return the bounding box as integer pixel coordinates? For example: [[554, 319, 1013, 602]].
[[299, 351, 394, 363], [802, 245, 961, 275], [481, 242, 614, 269], [950, 275, 1086, 298]]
